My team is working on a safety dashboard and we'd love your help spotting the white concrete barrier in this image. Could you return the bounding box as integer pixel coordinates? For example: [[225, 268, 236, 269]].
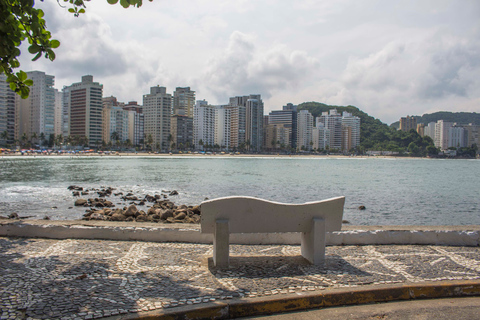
[[0, 221, 479, 246]]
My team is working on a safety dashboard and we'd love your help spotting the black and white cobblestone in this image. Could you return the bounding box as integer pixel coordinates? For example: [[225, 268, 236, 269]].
[[1, 237, 479, 319]]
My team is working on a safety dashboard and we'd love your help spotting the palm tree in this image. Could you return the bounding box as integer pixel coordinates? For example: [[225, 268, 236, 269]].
[[39, 132, 45, 147], [56, 134, 63, 150], [199, 139, 204, 151], [30, 132, 37, 147], [147, 134, 153, 151], [21, 133, 28, 148], [1, 131, 8, 146]]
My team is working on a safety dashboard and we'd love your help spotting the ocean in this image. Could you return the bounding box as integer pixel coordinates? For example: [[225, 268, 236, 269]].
[[0, 155, 478, 225]]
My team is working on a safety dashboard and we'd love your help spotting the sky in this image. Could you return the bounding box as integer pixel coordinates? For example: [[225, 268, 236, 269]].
[[18, 0, 480, 124]]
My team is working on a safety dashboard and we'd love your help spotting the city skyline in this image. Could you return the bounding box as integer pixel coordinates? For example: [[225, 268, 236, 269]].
[[13, 1, 479, 125]]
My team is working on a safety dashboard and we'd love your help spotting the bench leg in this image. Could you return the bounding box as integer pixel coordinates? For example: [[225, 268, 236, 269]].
[[213, 219, 230, 268], [301, 218, 326, 265]]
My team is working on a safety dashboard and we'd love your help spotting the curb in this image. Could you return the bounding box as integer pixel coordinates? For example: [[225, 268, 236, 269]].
[[109, 280, 480, 320]]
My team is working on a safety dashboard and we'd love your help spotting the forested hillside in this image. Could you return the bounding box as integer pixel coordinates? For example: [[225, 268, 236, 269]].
[[297, 102, 437, 155]]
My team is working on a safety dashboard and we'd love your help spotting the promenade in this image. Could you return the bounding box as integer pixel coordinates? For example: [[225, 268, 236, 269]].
[[1, 227, 480, 320]]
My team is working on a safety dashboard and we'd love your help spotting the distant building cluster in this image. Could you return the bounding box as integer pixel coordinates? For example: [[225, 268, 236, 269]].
[[0, 71, 361, 152], [400, 116, 480, 151]]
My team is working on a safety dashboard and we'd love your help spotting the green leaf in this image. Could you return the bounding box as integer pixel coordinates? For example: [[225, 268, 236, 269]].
[[68, 8, 75, 13], [32, 52, 42, 61], [78, 9, 85, 14], [47, 49, 56, 61], [28, 45, 40, 54], [20, 87, 30, 99], [24, 79, 34, 86], [50, 40, 60, 48], [17, 70, 27, 81], [120, 0, 130, 8], [9, 82, 16, 91], [107, 0, 119, 4]]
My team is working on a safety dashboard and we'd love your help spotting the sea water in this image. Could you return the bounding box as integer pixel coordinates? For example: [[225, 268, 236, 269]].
[[0, 156, 478, 225]]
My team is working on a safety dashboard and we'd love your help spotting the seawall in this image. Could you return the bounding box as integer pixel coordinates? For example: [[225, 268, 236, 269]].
[[1, 220, 479, 246]]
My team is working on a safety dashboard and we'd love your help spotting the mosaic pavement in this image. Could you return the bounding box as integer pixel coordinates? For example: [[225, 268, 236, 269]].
[[1, 237, 480, 319]]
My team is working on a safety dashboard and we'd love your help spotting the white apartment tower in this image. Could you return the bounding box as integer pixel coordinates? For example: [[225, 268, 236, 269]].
[[54, 89, 63, 136], [65, 75, 103, 146], [193, 100, 215, 148], [297, 110, 313, 151], [245, 95, 264, 152], [317, 109, 342, 150], [434, 120, 453, 150], [143, 86, 172, 151], [16, 71, 55, 140], [312, 122, 330, 150], [214, 105, 232, 150], [0, 74, 16, 144]]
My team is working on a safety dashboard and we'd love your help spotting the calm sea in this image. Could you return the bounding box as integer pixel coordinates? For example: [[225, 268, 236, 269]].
[[0, 156, 478, 225]]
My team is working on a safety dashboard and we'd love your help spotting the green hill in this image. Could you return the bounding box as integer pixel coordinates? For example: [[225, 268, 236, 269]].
[[297, 102, 437, 155], [390, 111, 480, 129]]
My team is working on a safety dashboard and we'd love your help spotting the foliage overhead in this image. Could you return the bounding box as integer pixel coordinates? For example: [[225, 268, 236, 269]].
[[298, 102, 437, 155], [0, 0, 150, 98], [390, 111, 480, 129]]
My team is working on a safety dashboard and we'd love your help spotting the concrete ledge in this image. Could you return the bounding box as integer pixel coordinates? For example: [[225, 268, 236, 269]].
[[111, 280, 480, 320], [0, 220, 479, 246]]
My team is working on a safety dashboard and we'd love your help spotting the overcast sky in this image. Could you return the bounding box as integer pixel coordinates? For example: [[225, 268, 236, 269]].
[[18, 0, 480, 124]]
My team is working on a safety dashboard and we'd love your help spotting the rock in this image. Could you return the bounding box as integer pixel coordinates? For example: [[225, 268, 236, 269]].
[[174, 211, 187, 220], [342, 220, 350, 224], [138, 201, 145, 206], [136, 214, 147, 222], [169, 190, 179, 196], [68, 185, 83, 191], [191, 205, 201, 215], [72, 191, 80, 196], [111, 212, 126, 221], [75, 199, 88, 206], [124, 204, 137, 217], [358, 205, 366, 210], [8, 212, 18, 219], [160, 209, 174, 220], [147, 207, 157, 215], [81, 191, 89, 195], [43, 216, 50, 220], [89, 212, 106, 220]]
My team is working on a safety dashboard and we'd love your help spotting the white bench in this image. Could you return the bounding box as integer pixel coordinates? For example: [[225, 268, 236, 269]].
[[200, 196, 345, 267]]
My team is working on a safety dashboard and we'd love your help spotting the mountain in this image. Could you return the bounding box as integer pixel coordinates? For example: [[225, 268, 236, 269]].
[[297, 102, 436, 155], [390, 111, 480, 129]]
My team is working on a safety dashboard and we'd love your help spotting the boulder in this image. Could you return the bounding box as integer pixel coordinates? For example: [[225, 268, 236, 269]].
[[160, 209, 174, 220], [136, 214, 147, 222], [124, 204, 137, 217], [169, 190, 179, 196], [358, 205, 366, 210], [75, 199, 88, 206], [8, 212, 18, 219], [111, 212, 126, 221], [174, 211, 187, 220]]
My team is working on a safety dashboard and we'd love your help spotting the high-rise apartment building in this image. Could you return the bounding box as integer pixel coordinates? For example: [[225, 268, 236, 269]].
[[0, 74, 16, 145], [65, 75, 103, 146], [54, 89, 63, 136], [312, 122, 330, 150], [264, 123, 291, 151], [143, 86, 172, 151], [173, 87, 195, 117], [462, 124, 480, 148], [123, 101, 144, 147], [268, 103, 297, 149], [297, 110, 313, 151], [15, 71, 55, 141], [317, 109, 342, 150], [193, 100, 215, 149], [448, 126, 467, 149], [424, 122, 436, 140], [399, 115, 417, 132], [245, 95, 263, 152], [341, 112, 361, 151], [434, 120, 453, 150], [102, 96, 130, 144], [171, 115, 193, 149], [214, 105, 232, 150]]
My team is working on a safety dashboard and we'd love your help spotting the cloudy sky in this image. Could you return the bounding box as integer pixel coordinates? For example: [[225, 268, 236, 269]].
[[18, 0, 480, 124]]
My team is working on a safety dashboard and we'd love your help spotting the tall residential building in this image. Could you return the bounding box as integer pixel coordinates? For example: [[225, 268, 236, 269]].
[[297, 110, 313, 151], [448, 126, 467, 148], [143, 86, 172, 151], [65, 75, 103, 146], [15, 71, 55, 140], [0, 74, 16, 144], [341, 112, 361, 151], [171, 115, 193, 149], [245, 95, 264, 152], [317, 109, 342, 150], [61, 86, 70, 137], [268, 103, 298, 149], [193, 100, 215, 149], [462, 124, 480, 148], [229, 94, 263, 150], [264, 123, 291, 151], [102, 96, 130, 145], [312, 122, 330, 150], [54, 89, 63, 136], [173, 87, 195, 117], [399, 115, 417, 132], [416, 123, 425, 137], [434, 120, 453, 150], [214, 105, 232, 150], [123, 101, 144, 147], [424, 122, 436, 140]]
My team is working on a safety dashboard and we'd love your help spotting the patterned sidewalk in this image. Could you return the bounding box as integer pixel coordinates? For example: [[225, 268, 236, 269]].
[[1, 237, 480, 320]]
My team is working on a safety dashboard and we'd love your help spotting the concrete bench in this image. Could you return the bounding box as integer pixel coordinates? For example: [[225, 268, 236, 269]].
[[200, 196, 345, 267]]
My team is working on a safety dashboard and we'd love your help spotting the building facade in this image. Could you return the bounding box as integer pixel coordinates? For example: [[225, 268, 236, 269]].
[[297, 110, 313, 151], [173, 87, 195, 118], [143, 86, 172, 151], [399, 116, 417, 132], [65, 75, 103, 146], [0, 74, 16, 145], [193, 100, 215, 149]]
